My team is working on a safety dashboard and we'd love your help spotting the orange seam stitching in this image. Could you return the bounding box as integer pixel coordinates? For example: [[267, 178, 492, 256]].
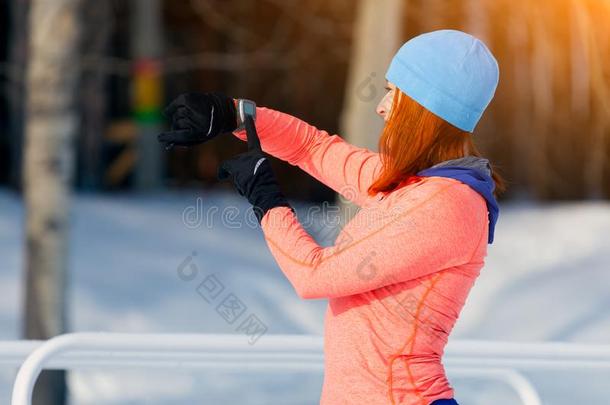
[[388, 193, 483, 404], [264, 182, 461, 269], [388, 273, 444, 405], [407, 273, 444, 405]]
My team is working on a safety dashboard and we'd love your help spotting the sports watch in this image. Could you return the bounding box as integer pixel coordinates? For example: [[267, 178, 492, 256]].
[[236, 99, 257, 131]]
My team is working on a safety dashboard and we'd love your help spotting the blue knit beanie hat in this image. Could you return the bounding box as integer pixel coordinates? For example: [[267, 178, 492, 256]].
[[386, 29, 499, 132]]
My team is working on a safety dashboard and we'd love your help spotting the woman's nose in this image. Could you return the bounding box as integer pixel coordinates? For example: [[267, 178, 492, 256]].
[[376, 104, 385, 118]]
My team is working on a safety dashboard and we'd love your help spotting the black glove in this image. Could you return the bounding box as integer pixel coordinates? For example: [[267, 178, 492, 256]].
[[217, 115, 293, 224], [158, 92, 237, 149]]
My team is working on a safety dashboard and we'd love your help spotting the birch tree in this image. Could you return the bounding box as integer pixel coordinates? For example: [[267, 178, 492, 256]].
[[338, 0, 403, 221], [22, 0, 82, 403]]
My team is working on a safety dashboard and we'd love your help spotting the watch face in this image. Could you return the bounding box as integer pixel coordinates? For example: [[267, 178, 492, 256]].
[[243, 102, 256, 117]]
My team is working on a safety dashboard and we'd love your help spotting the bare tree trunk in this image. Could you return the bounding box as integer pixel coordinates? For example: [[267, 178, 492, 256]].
[[7, 0, 29, 190], [573, 0, 608, 200], [338, 0, 403, 222], [529, 3, 553, 200], [80, 1, 112, 189], [507, 1, 533, 200], [22, 0, 82, 403], [420, 0, 446, 30], [570, 0, 590, 120]]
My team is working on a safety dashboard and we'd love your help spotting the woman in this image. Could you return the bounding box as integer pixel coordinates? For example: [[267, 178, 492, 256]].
[[160, 29, 506, 405]]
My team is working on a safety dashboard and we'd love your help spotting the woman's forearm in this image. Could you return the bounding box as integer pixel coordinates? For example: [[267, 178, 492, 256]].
[[231, 106, 382, 207], [259, 181, 486, 299]]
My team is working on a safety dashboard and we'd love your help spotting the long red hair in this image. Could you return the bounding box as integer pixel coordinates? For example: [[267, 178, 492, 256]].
[[368, 88, 507, 198]]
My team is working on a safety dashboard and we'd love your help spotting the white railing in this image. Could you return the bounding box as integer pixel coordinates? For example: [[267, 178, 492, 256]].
[[4, 333, 610, 405]]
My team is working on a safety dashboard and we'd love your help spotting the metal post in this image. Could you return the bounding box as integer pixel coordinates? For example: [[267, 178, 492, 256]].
[[131, 0, 163, 189]]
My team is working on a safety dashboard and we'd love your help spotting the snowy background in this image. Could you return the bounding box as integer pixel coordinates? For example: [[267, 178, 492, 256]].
[[1, 188, 609, 404]]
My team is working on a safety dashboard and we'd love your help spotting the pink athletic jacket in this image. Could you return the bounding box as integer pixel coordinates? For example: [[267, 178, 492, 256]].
[[232, 107, 490, 405]]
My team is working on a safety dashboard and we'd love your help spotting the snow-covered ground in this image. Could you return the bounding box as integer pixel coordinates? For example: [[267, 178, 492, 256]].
[[0, 188, 609, 404]]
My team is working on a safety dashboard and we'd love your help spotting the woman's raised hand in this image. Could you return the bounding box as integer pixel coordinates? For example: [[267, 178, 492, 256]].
[[217, 116, 293, 224], [157, 92, 237, 149]]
